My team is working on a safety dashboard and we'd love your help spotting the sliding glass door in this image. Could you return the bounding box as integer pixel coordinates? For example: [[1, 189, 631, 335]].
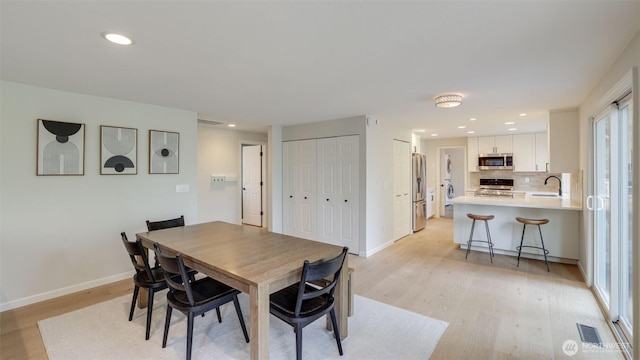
[[591, 94, 633, 345]]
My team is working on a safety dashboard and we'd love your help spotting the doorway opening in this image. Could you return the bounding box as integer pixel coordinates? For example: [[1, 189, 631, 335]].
[[437, 146, 467, 219]]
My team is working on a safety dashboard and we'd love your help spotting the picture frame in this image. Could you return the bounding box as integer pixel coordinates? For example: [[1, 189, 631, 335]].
[[36, 119, 85, 176], [100, 125, 138, 175], [149, 129, 179, 174]]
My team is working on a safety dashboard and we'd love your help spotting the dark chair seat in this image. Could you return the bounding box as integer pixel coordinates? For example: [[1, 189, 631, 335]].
[[270, 247, 348, 360]]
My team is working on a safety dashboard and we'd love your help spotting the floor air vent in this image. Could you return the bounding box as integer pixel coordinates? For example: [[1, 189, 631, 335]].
[[577, 323, 603, 346]]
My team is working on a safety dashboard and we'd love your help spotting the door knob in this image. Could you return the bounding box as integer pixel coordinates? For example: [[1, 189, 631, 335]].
[[304, 196, 307, 199], [289, 195, 293, 198], [344, 199, 348, 202], [326, 198, 330, 201]]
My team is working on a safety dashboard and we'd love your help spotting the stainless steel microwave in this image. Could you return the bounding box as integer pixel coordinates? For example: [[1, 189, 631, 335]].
[[478, 153, 513, 170]]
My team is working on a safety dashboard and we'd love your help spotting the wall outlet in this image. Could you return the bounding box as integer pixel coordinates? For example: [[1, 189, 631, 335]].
[[211, 175, 225, 182], [176, 184, 190, 192], [525, 177, 530, 183]]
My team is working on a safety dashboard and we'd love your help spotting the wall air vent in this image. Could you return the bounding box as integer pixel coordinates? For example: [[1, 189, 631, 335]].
[[197, 119, 224, 126]]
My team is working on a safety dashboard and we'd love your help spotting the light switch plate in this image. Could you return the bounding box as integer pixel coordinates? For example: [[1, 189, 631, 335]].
[[176, 184, 190, 192]]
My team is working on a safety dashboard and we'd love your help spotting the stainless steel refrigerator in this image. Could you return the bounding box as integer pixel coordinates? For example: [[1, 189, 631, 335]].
[[412, 153, 427, 232]]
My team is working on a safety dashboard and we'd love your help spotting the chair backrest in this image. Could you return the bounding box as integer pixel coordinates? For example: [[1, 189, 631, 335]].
[[146, 215, 185, 231], [153, 243, 196, 306], [295, 247, 348, 317], [120, 232, 157, 282]]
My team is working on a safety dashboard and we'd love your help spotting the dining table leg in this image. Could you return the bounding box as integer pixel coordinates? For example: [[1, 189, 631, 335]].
[[329, 256, 349, 339], [249, 283, 270, 359]]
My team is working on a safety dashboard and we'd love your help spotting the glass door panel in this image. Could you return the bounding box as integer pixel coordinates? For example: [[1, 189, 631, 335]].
[[594, 112, 611, 306]]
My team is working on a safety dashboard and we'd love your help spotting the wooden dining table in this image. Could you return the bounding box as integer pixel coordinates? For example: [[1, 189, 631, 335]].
[[136, 221, 348, 360]]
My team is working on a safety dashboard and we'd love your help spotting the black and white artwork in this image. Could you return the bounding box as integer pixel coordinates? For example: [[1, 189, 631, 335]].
[[37, 119, 85, 175], [101, 126, 137, 175], [149, 130, 179, 174]]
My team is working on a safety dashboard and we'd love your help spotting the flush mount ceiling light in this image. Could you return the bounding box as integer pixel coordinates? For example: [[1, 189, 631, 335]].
[[434, 94, 462, 108], [102, 32, 133, 45]]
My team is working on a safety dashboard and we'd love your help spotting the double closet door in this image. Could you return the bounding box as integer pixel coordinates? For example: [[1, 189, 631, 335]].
[[282, 136, 359, 254]]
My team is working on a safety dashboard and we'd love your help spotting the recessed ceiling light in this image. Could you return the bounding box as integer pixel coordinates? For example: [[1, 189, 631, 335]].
[[102, 32, 133, 45], [227, 124, 236, 127], [508, 128, 517, 131], [457, 125, 466, 129], [469, 118, 477, 121], [467, 131, 475, 134], [504, 121, 515, 125], [519, 113, 527, 116], [431, 133, 438, 137], [414, 129, 426, 132]]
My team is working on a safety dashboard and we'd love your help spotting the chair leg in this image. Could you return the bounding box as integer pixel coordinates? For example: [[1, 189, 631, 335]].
[[145, 289, 154, 340], [232, 296, 250, 343], [537, 225, 550, 272], [162, 306, 172, 348], [329, 308, 344, 356], [516, 224, 526, 267], [216, 307, 222, 323], [465, 219, 476, 259], [295, 325, 303, 360], [186, 313, 194, 360], [483, 220, 493, 263], [129, 285, 140, 321]]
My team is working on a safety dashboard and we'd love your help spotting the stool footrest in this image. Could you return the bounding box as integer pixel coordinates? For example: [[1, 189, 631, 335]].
[[516, 245, 550, 255]]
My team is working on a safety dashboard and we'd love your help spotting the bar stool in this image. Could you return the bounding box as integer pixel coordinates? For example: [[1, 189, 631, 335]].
[[465, 213, 495, 262], [515, 217, 550, 272]]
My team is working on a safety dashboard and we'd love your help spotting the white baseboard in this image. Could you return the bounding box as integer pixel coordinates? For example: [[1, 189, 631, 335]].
[[0, 271, 132, 312], [363, 238, 396, 257]]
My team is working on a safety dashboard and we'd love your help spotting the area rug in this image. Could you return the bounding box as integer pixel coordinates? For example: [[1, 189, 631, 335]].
[[38, 293, 447, 360]]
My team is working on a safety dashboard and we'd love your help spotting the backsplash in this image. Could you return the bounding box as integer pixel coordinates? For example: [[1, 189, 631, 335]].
[[469, 171, 583, 201]]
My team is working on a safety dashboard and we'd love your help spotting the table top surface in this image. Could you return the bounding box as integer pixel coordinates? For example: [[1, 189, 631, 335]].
[[136, 221, 344, 287]]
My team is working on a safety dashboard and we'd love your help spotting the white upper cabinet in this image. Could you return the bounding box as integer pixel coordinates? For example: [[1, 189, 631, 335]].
[[512, 133, 536, 172], [534, 132, 548, 172], [477, 135, 512, 154]]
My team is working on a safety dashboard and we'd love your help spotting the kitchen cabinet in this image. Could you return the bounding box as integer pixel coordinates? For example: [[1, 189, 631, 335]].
[[283, 136, 360, 253], [548, 109, 579, 173], [426, 188, 435, 219], [467, 137, 479, 172], [512, 134, 535, 171], [535, 132, 548, 172], [512, 133, 547, 172], [477, 135, 512, 154]]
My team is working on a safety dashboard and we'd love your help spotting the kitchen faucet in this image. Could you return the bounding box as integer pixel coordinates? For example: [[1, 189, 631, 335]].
[[544, 175, 562, 196]]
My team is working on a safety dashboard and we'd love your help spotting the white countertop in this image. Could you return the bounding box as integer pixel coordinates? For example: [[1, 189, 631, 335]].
[[451, 195, 582, 210]]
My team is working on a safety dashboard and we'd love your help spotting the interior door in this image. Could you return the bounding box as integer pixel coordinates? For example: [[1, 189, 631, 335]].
[[393, 140, 411, 240], [242, 145, 262, 227]]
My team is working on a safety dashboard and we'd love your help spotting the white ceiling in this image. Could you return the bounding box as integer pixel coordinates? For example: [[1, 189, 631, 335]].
[[1, 1, 639, 138]]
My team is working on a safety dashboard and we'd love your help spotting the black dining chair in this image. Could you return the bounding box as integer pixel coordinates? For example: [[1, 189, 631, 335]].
[[146, 215, 185, 231], [153, 243, 250, 360], [269, 247, 348, 360], [120, 232, 167, 340]]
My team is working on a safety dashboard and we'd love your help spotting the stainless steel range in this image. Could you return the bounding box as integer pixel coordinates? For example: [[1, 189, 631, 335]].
[[475, 178, 514, 197]]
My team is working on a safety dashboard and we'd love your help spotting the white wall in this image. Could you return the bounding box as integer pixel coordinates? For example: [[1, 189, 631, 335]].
[[197, 124, 267, 224], [0, 81, 198, 310], [365, 118, 412, 256]]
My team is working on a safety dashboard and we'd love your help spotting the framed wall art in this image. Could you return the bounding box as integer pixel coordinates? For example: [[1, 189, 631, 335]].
[[36, 119, 85, 175], [149, 129, 179, 174], [100, 125, 137, 175]]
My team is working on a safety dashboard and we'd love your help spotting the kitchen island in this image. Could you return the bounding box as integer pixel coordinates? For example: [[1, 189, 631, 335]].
[[452, 195, 582, 264]]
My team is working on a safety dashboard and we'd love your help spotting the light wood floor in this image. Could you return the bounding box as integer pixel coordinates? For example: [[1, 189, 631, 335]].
[[0, 217, 622, 359]]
